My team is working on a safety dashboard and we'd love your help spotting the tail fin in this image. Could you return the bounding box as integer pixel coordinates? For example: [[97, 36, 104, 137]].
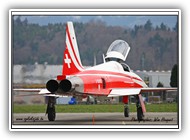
[[61, 22, 84, 77]]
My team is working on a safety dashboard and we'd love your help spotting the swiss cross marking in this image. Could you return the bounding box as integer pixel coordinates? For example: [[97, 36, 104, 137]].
[[64, 54, 71, 68]]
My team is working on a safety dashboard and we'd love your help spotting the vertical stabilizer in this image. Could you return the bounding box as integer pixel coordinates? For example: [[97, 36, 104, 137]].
[[61, 22, 84, 77]]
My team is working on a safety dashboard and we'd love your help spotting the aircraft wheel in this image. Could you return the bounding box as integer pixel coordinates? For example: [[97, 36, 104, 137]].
[[46, 97, 56, 121], [48, 107, 56, 121], [124, 106, 129, 117], [135, 95, 144, 121], [137, 107, 144, 121]]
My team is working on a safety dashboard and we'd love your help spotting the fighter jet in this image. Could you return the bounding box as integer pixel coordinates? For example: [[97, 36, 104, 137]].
[[14, 22, 177, 122]]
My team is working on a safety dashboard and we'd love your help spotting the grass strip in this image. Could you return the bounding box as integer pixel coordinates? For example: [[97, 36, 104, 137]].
[[13, 103, 178, 113]]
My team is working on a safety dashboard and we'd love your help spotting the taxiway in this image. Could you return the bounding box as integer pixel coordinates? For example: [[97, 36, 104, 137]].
[[13, 112, 178, 125]]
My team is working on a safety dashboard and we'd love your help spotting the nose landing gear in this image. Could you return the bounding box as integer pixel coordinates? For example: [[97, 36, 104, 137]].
[[124, 104, 129, 117], [123, 96, 129, 117]]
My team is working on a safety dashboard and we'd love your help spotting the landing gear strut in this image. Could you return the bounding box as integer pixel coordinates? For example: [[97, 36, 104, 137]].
[[136, 95, 144, 121], [123, 96, 129, 117], [124, 104, 129, 117], [46, 96, 56, 121]]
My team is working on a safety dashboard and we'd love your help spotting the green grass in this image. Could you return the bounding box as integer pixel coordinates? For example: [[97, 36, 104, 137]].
[[13, 103, 178, 113]]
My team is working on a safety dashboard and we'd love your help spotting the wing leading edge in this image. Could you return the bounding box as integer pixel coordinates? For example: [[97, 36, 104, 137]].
[[108, 87, 177, 97]]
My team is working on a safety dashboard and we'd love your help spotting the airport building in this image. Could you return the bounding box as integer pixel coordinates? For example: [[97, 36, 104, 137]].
[[135, 70, 172, 87]]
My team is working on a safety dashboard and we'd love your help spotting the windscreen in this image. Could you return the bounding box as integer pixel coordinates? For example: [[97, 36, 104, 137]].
[[107, 40, 130, 61]]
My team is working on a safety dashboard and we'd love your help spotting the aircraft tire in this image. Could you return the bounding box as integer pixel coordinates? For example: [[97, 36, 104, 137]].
[[137, 107, 143, 121], [124, 107, 129, 117], [47, 97, 56, 121], [47, 107, 56, 121]]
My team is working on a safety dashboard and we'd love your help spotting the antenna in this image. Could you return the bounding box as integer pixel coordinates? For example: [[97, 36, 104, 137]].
[[93, 53, 97, 66], [102, 54, 105, 63]]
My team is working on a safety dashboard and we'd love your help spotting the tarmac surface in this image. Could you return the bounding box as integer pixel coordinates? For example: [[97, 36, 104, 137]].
[[12, 112, 178, 126]]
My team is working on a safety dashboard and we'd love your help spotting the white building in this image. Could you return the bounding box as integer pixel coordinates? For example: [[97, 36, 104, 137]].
[[135, 70, 172, 87]]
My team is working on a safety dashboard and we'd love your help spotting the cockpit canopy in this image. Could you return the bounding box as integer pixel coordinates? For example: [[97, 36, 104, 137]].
[[105, 40, 130, 62]]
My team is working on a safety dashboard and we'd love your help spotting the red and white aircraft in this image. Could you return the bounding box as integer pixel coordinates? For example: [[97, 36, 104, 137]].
[[14, 22, 177, 122]]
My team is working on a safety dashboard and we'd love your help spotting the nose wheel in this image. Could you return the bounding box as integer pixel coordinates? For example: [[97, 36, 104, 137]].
[[123, 96, 129, 117], [46, 97, 56, 121], [124, 104, 129, 117]]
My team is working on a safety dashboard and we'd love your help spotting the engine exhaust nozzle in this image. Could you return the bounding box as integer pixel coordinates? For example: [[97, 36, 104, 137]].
[[46, 79, 59, 93], [59, 79, 72, 92]]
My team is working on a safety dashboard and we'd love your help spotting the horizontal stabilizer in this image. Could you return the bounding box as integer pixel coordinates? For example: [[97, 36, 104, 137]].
[[39, 89, 51, 94], [13, 88, 42, 92], [14, 88, 51, 94], [13, 88, 67, 98], [39, 89, 68, 97]]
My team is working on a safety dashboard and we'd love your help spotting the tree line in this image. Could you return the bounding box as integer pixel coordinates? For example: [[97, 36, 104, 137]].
[[13, 16, 178, 70]]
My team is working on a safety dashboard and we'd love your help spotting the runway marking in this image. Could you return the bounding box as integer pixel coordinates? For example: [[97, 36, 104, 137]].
[[92, 115, 95, 125]]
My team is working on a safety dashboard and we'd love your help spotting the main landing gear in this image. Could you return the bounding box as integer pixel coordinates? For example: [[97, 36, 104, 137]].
[[136, 95, 144, 121], [123, 95, 144, 122], [46, 96, 56, 121]]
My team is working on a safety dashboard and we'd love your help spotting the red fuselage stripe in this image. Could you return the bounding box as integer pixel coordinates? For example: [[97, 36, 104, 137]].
[[78, 70, 143, 82]]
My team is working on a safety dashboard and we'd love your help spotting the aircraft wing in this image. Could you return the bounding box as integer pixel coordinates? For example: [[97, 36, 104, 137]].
[[13, 88, 68, 97], [107, 87, 177, 97], [107, 88, 141, 97], [140, 87, 177, 93]]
